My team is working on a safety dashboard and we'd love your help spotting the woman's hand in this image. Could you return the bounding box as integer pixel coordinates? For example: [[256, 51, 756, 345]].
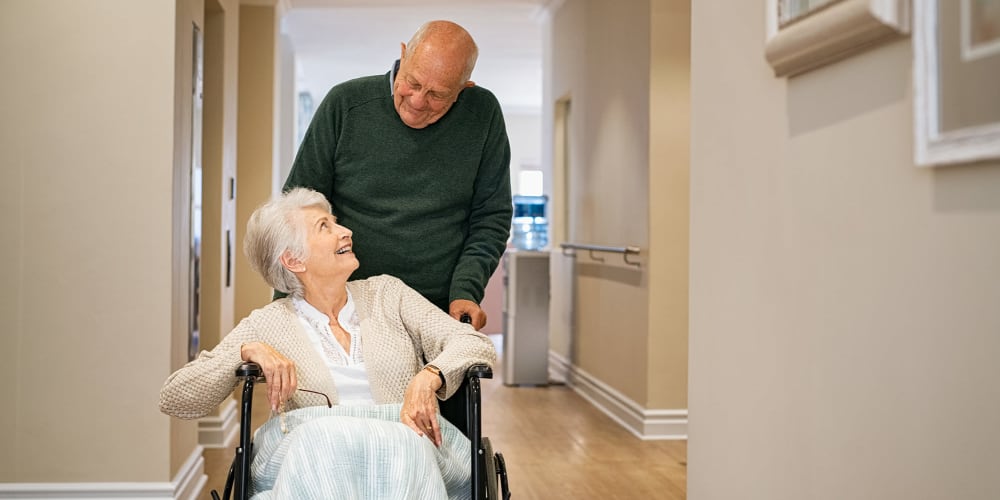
[[240, 342, 298, 412], [401, 368, 443, 447]]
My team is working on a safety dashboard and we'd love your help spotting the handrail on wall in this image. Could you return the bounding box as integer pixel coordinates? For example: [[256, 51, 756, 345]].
[[559, 242, 641, 268]]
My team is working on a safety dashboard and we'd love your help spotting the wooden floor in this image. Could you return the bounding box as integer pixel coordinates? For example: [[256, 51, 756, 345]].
[[199, 340, 686, 499]]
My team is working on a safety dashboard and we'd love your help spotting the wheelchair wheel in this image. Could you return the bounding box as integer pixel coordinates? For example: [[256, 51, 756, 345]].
[[495, 451, 510, 500], [482, 437, 499, 499]]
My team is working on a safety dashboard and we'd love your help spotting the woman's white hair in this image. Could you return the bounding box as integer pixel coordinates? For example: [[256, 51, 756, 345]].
[[244, 187, 332, 297]]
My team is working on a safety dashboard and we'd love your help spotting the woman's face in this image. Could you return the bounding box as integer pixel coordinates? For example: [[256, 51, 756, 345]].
[[298, 206, 358, 281]]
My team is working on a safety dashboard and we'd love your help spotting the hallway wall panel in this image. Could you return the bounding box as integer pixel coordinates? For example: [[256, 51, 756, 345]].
[[689, 2, 1000, 498], [0, 0, 179, 482]]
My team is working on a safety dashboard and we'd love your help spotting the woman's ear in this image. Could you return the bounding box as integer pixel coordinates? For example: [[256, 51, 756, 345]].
[[280, 251, 306, 273]]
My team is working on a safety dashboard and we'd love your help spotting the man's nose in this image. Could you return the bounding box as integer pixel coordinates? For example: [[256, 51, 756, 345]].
[[409, 90, 428, 109]]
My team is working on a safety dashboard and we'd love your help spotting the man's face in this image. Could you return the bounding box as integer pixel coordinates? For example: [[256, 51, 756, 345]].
[[393, 44, 469, 129]]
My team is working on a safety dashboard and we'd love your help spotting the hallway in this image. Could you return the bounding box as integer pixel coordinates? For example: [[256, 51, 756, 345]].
[[200, 339, 687, 499]]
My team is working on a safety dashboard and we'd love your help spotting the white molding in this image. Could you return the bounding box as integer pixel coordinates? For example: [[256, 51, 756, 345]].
[[199, 397, 239, 449], [960, 0, 1000, 61], [765, 0, 911, 77], [0, 446, 206, 500], [913, 0, 1000, 166], [553, 351, 687, 440], [548, 350, 571, 384]]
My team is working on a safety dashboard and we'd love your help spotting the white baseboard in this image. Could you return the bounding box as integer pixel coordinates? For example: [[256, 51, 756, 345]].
[[549, 350, 688, 440], [199, 397, 239, 448], [0, 445, 207, 500], [548, 350, 571, 383]]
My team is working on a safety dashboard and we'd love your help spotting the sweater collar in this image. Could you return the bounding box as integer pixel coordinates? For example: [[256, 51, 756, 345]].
[[388, 59, 400, 96]]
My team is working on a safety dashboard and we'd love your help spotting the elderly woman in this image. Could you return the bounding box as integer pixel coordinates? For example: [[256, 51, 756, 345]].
[[159, 187, 496, 499]]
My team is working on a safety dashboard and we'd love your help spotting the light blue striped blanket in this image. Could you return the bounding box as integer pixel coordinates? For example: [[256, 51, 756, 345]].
[[249, 404, 471, 499]]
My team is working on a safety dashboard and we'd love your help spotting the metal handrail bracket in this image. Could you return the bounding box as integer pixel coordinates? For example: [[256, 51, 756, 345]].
[[559, 242, 641, 268]]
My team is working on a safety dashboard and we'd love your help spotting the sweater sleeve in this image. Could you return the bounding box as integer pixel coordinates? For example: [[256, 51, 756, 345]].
[[394, 278, 498, 399], [158, 314, 259, 419], [448, 100, 513, 305]]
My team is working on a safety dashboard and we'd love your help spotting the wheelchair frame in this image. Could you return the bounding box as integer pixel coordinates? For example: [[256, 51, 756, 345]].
[[211, 362, 510, 500]]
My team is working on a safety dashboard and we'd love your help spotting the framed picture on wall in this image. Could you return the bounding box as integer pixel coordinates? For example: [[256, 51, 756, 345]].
[[765, 0, 911, 77], [914, 0, 1000, 166]]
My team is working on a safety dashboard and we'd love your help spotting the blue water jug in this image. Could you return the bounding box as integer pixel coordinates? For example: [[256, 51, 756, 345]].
[[511, 195, 548, 250]]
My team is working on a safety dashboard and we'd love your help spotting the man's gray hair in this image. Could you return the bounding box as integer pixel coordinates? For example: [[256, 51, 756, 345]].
[[244, 187, 332, 297]]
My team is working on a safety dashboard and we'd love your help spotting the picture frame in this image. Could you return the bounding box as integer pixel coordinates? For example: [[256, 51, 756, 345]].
[[914, 0, 1000, 166], [765, 0, 911, 77]]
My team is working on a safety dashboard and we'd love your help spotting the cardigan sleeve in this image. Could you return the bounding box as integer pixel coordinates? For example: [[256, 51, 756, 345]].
[[158, 313, 260, 419], [394, 278, 498, 399], [448, 94, 512, 305]]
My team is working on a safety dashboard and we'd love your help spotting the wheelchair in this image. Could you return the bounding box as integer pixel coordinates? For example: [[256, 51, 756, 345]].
[[211, 361, 511, 500]]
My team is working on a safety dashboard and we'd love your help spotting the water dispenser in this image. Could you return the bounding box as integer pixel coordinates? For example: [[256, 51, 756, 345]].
[[511, 194, 548, 250]]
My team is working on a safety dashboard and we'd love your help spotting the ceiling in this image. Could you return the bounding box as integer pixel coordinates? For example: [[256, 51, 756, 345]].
[[283, 0, 551, 114]]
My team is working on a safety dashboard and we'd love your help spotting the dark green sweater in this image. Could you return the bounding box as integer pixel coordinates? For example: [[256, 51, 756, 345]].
[[283, 68, 512, 310]]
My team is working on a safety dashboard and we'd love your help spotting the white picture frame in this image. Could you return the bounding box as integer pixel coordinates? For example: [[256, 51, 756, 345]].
[[914, 0, 1000, 166], [765, 0, 911, 77]]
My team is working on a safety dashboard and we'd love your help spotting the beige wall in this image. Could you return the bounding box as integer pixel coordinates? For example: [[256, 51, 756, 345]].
[[547, 0, 688, 413], [647, 0, 690, 409], [201, 0, 239, 355], [171, 0, 205, 476], [235, 4, 283, 321], [0, 0, 180, 482], [552, 0, 651, 405], [689, 2, 1000, 499]]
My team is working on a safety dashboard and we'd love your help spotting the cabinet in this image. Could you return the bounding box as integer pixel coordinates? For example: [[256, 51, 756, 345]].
[[502, 250, 550, 386]]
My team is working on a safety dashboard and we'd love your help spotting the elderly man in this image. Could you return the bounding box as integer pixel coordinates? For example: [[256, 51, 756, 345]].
[[283, 20, 512, 330]]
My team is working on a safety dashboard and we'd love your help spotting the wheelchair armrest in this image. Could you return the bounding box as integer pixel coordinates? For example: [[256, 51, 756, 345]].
[[466, 363, 493, 380], [236, 362, 262, 379]]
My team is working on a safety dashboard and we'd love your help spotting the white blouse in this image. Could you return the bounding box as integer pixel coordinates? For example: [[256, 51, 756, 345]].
[[292, 293, 375, 405]]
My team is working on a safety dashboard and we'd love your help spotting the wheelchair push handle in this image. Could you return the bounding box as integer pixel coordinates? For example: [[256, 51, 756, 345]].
[[236, 362, 262, 379]]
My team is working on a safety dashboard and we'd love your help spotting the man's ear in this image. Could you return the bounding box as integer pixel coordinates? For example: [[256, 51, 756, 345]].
[[465, 80, 476, 88], [399, 42, 407, 61], [280, 251, 306, 273]]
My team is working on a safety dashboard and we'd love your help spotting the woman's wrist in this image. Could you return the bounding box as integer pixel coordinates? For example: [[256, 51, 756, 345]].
[[423, 364, 445, 390]]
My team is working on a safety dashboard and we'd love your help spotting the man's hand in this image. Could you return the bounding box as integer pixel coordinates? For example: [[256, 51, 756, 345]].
[[449, 299, 486, 330], [401, 368, 443, 447], [240, 342, 297, 412]]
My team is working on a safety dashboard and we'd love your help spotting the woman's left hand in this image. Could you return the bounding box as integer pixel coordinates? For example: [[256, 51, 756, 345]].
[[401, 369, 443, 447]]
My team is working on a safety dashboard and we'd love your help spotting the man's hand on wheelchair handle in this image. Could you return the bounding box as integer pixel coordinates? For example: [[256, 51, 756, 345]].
[[449, 299, 486, 330], [401, 368, 444, 447], [240, 341, 298, 412]]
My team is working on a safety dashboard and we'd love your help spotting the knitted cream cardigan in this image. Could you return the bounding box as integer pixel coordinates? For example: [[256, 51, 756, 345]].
[[159, 275, 497, 419]]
